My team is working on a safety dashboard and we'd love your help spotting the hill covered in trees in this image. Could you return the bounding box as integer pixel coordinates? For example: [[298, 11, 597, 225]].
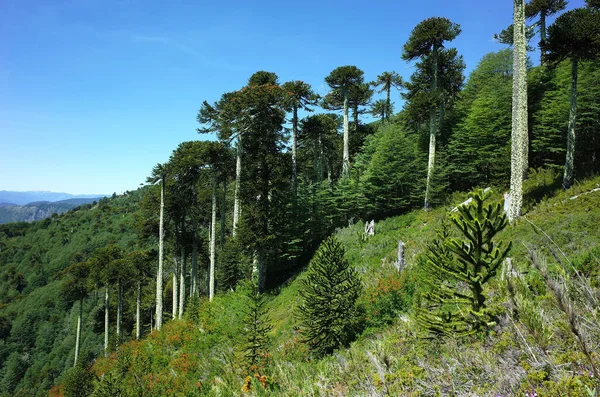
[[0, 1, 599, 396], [0, 198, 102, 225]]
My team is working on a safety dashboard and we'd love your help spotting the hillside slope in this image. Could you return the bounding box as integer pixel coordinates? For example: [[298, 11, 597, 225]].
[[0, 191, 145, 396], [51, 172, 600, 397], [0, 198, 102, 224]]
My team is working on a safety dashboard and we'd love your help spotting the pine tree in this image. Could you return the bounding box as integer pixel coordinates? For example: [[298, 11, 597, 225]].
[[417, 190, 512, 337], [297, 237, 364, 357]]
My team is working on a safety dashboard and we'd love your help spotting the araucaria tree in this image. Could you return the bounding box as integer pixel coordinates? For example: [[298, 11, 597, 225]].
[[323, 66, 365, 176], [147, 163, 167, 329], [236, 71, 288, 292], [61, 260, 90, 367], [297, 237, 363, 357], [509, 0, 529, 221], [525, 0, 568, 60], [543, 5, 600, 189], [371, 71, 404, 121], [402, 17, 461, 210], [282, 80, 318, 197], [241, 281, 272, 372], [417, 190, 512, 337]]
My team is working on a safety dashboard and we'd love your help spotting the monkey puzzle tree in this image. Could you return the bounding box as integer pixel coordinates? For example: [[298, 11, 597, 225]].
[[417, 190, 512, 337], [236, 71, 289, 292], [198, 91, 244, 236], [402, 17, 461, 210], [197, 140, 232, 301], [127, 249, 153, 339], [509, 0, 529, 222], [323, 66, 365, 176], [282, 80, 318, 197], [543, 5, 600, 189], [90, 245, 123, 355], [371, 71, 404, 121], [60, 260, 90, 366], [370, 99, 388, 123], [297, 237, 363, 357], [147, 163, 168, 329], [526, 0, 568, 60], [298, 113, 341, 184]]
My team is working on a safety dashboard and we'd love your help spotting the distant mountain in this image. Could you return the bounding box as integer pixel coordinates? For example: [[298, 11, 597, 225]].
[[0, 191, 106, 206], [0, 197, 102, 224]]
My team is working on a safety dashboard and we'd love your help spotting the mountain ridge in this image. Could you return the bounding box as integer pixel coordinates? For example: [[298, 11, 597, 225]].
[[0, 191, 107, 206]]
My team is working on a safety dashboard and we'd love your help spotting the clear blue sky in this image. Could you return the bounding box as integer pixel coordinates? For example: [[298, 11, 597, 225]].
[[0, 0, 585, 194]]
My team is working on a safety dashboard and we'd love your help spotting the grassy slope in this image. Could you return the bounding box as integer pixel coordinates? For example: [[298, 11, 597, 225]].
[[76, 171, 600, 396]]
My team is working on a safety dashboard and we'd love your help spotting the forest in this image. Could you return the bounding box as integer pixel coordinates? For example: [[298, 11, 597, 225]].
[[1, 0, 600, 396]]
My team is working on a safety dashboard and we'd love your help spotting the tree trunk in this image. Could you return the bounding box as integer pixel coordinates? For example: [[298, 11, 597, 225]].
[[116, 279, 122, 344], [136, 280, 141, 339], [342, 90, 350, 176], [292, 105, 298, 197], [257, 250, 267, 294], [74, 298, 83, 366], [179, 246, 186, 319], [220, 179, 226, 249], [172, 258, 178, 319], [155, 176, 165, 330], [540, 11, 547, 62], [563, 58, 578, 189], [104, 286, 109, 357], [191, 219, 198, 297], [209, 173, 217, 301], [424, 44, 439, 211], [509, 0, 528, 222], [386, 86, 391, 121], [233, 134, 242, 237]]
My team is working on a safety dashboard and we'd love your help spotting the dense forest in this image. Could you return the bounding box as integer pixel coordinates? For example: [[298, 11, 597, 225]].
[[1, 1, 600, 396]]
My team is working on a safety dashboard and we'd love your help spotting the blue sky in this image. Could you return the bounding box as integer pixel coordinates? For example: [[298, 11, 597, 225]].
[[0, 0, 585, 194]]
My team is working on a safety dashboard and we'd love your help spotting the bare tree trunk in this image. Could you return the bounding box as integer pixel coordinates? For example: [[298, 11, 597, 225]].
[[136, 280, 141, 339], [342, 91, 350, 176], [155, 176, 165, 330], [509, 0, 528, 222], [209, 173, 217, 301], [424, 45, 439, 211], [104, 286, 109, 357], [233, 134, 242, 237], [116, 279, 122, 344], [220, 179, 226, 249], [74, 298, 83, 366], [540, 11, 547, 62], [179, 247, 186, 319], [191, 219, 198, 297], [172, 258, 178, 319], [563, 58, 578, 189]]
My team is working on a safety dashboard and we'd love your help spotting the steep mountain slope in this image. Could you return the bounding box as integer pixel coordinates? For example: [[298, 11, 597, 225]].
[[50, 172, 600, 397]]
